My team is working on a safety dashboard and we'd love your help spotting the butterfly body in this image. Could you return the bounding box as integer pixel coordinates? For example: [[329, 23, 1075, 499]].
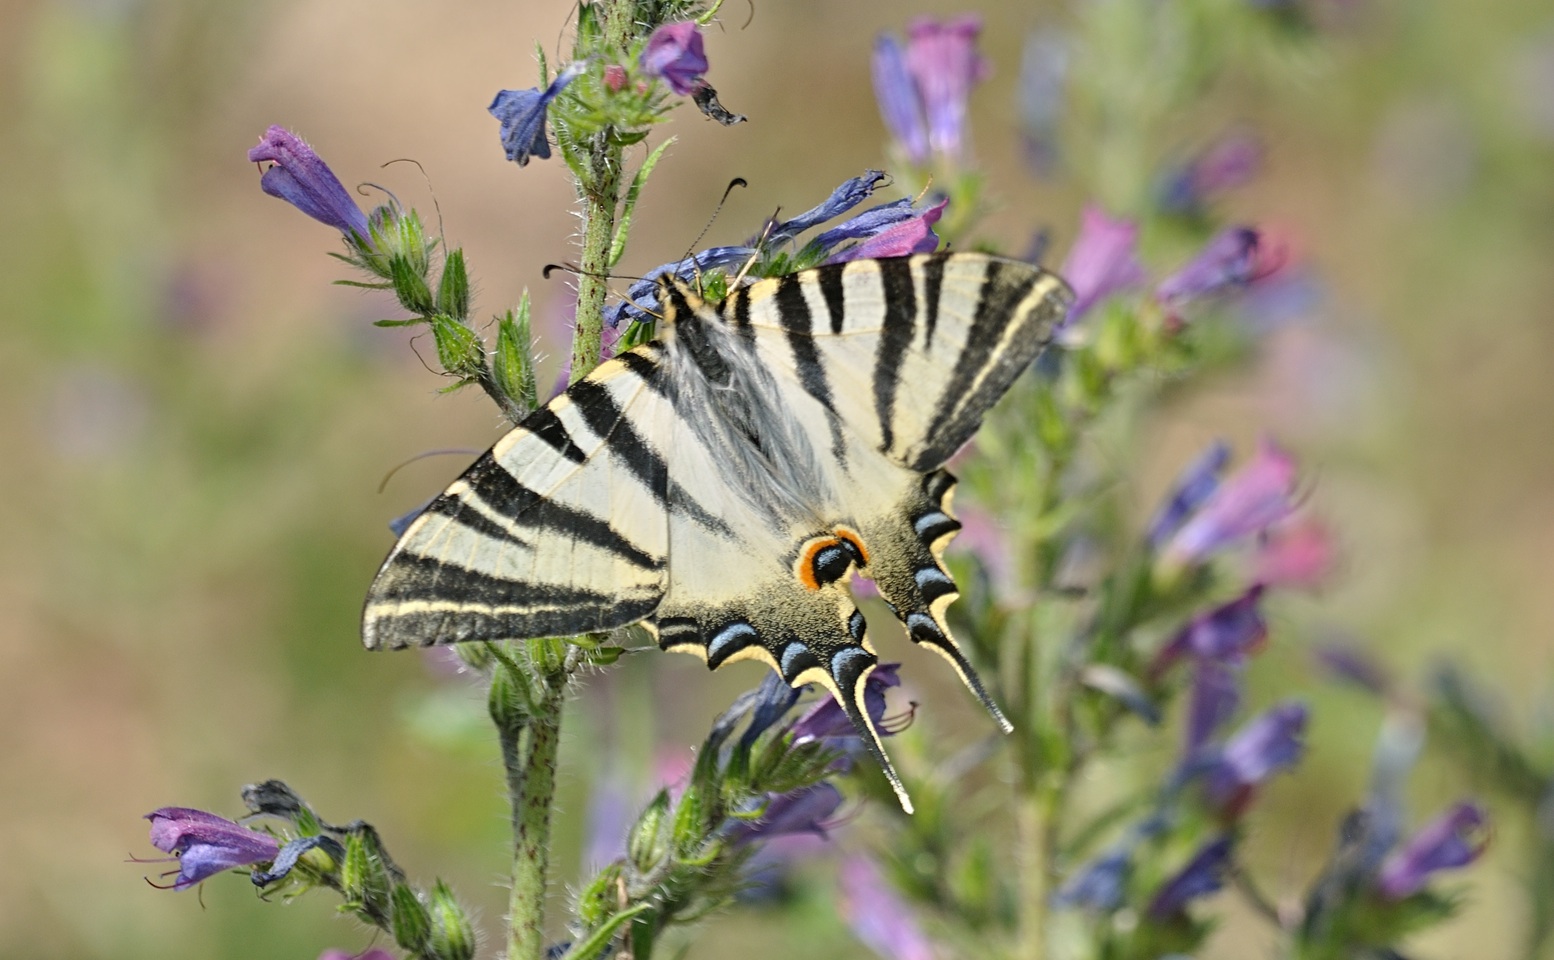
[[364, 252, 1073, 809]]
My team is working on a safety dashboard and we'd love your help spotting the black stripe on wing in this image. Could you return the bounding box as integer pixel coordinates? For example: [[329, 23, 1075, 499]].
[[774, 273, 848, 466], [872, 257, 918, 455]]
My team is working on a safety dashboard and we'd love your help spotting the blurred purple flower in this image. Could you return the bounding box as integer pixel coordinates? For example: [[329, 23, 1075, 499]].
[[1251, 516, 1335, 588], [728, 783, 845, 846], [1156, 227, 1262, 309], [1159, 439, 1300, 569], [1203, 702, 1308, 816], [640, 22, 708, 96], [489, 61, 585, 167], [248, 126, 370, 240], [1185, 657, 1244, 754], [1060, 204, 1147, 323], [142, 807, 280, 891], [828, 198, 946, 263], [318, 950, 396, 960], [1157, 132, 1264, 215], [1147, 835, 1234, 920], [906, 16, 988, 163], [872, 17, 988, 166], [1154, 587, 1269, 676], [839, 856, 938, 960], [872, 35, 929, 165], [1147, 440, 1232, 549], [1313, 643, 1391, 696], [1376, 802, 1489, 900], [1018, 28, 1070, 175], [1055, 847, 1131, 912]]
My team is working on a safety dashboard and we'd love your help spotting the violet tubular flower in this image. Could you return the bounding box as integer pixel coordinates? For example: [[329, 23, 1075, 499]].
[[639, 22, 708, 96], [1147, 835, 1235, 920], [1060, 204, 1147, 324], [489, 61, 585, 167], [872, 16, 988, 167], [1156, 227, 1263, 311], [838, 856, 938, 960], [1157, 132, 1264, 216], [871, 35, 930, 165], [1159, 438, 1300, 570], [727, 783, 845, 846], [143, 807, 280, 890], [1202, 701, 1309, 816], [1376, 802, 1489, 900], [1146, 440, 1232, 549], [248, 126, 370, 240]]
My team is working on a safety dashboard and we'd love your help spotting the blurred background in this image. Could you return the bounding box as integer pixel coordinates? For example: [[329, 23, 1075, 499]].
[[2, 0, 1551, 957]]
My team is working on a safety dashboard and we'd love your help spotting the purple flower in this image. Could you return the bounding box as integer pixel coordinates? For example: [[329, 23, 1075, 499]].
[[1018, 29, 1070, 175], [767, 170, 891, 245], [319, 950, 396, 960], [790, 663, 903, 746], [1147, 835, 1234, 920], [1156, 227, 1263, 309], [1059, 204, 1147, 323], [871, 36, 929, 165], [1055, 847, 1131, 912], [1203, 702, 1308, 816], [1146, 441, 1232, 548], [1157, 132, 1264, 215], [872, 17, 989, 166], [1154, 587, 1269, 676], [906, 17, 989, 163], [248, 126, 370, 239], [1251, 516, 1334, 588], [640, 22, 708, 96], [838, 856, 938, 960], [1376, 802, 1488, 900], [728, 783, 845, 846], [142, 807, 280, 891], [827, 198, 946, 263], [489, 61, 585, 167], [1184, 657, 1244, 754], [1159, 439, 1300, 569], [1312, 643, 1391, 696]]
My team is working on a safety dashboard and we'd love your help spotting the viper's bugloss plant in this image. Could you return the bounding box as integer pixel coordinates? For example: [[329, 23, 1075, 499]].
[[151, 2, 1505, 959]]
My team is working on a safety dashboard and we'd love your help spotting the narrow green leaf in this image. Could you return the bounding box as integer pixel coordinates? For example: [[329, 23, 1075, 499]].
[[557, 903, 653, 960], [372, 317, 423, 327], [610, 137, 675, 268]]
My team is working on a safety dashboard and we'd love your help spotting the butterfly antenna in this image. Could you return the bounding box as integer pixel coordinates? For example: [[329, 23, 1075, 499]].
[[677, 177, 747, 293], [377, 448, 482, 493]]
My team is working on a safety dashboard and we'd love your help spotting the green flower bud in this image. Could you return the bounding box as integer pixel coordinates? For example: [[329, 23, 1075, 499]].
[[429, 312, 484, 377], [488, 657, 534, 735], [391, 883, 431, 952], [576, 863, 624, 927], [426, 879, 475, 960], [628, 790, 672, 873], [493, 296, 539, 417], [437, 249, 471, 321], [341, 831, 392, 918]]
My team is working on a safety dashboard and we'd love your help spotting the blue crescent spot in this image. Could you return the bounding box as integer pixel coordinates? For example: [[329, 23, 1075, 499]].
[[914, 567, 954, 591], [830, 645, 874, 680], [780, 642, 813, 677], [913, 511, 951, 537], [707, 622, 758, 661], [906, 612, 940, 639]]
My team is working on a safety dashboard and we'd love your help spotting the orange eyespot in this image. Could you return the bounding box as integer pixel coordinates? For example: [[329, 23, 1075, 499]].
[[795, 531, 870, 591], [834, 526, 870, 567]]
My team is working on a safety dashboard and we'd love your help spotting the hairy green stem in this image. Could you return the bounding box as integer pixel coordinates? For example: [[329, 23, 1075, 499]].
[[506, 701, 563, 960]]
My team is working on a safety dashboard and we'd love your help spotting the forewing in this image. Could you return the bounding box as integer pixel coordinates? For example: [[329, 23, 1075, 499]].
[[362, 348, 674, 650]]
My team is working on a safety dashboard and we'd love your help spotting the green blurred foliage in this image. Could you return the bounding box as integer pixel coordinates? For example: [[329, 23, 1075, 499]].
[[1, 0, 1551, 958]]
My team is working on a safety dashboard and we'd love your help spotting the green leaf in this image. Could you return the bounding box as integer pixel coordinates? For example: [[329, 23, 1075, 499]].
[[372, 317, 423, 327], [437, 248, 470, 320], [610, 137, 675, 268], [557, 903, 654, 960]]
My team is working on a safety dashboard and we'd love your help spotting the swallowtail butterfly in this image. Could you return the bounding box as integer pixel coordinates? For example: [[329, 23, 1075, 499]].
[[363, 252, 1074, 811]]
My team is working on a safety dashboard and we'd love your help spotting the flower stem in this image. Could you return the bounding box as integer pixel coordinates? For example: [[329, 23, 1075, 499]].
[[505, 696, 563, 960]]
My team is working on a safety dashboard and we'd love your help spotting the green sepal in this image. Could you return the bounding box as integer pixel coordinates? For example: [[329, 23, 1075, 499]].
[[391, 255, 437, 316], [670, 782, 710, 857], [558, 903, 654, 960], [390, 883, 431, 952], [628, 789, 672, 872], [426, 879, 475, 960], [340, 830, 391, 917], [437, 248, 470, 321], [610, 138, 675, 268], [493, 295, 539, 416], [429, 313, 484, 377], [457, 641, 497, 673], [372, 317, 424, 327], [575, 862, 623, 928]]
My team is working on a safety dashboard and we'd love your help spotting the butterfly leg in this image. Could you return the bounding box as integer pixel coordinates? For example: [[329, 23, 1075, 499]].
[[859, 470, 1014, 734]]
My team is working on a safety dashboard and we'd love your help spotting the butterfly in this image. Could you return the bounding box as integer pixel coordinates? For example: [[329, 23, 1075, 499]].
[[362, 252, 1073, 811]]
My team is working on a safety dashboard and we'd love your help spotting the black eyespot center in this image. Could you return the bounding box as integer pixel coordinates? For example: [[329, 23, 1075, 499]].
[[811, 544, 852, 585]]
